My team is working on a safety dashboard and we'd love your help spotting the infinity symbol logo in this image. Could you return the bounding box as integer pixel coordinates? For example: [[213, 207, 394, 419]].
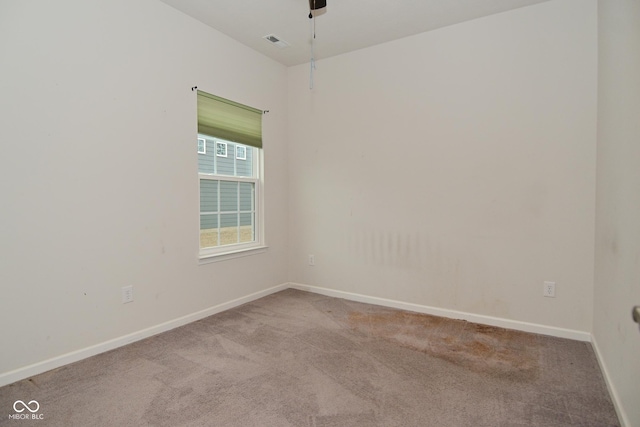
[[13, 400, 40, 413]]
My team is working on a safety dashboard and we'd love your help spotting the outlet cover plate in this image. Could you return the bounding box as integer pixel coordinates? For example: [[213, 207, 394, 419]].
[[122, 285, 134, 304], [543, 281, 556, 298]]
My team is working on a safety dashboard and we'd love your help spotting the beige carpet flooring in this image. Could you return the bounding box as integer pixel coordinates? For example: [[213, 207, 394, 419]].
[[0, 289, 619, 426]]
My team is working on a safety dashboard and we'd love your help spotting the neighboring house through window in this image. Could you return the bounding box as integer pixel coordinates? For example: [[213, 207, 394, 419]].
[[196, 90, 264, 260]]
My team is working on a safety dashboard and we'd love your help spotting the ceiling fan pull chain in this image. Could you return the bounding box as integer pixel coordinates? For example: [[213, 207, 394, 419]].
[[310, 14, 316, 89]]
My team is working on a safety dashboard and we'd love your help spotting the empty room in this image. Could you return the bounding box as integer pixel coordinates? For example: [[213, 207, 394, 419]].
[[0, 0, 638, 426]]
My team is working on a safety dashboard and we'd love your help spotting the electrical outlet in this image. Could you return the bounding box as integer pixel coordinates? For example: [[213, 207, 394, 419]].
[[122, 285, 134, 304], [543, 281, 556, 298], [308, 254, 315, 266]]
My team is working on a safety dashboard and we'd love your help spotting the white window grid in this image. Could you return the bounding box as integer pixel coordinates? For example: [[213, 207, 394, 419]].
[[236, 145, 247, 160], [199, 142, 263, 259], [197, 138, 206, 154], [198, 177, 257, 247], [216, 141, 227, 157]]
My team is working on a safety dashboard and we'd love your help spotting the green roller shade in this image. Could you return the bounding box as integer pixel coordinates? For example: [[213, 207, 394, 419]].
[[197, 91, 263, 149]]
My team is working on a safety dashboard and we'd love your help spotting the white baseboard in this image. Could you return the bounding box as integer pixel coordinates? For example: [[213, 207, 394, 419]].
[[288, 283, 592, 342], [297, 282, 626, 424], [0, 281, 594, 390], [0, 283, 289, 388], [591, 335, 629, 427]]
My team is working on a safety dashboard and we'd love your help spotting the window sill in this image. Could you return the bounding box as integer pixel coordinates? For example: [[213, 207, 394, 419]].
[[198, 245, 268, 265]]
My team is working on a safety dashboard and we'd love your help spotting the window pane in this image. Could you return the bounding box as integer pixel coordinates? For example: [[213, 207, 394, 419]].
[[199, 178, 256, 249], [239, 182, 254, 211], [200, 180, 218, 212], [239, 212, 254, 243], [217, 146, 235, 176], [200, 213, 218, 248], [197, 136, 215, 174], [219, 213, 239, 245], [219, 214, 238, 228], [199, 136, 254, 178], [200, 213, 218, 229], [236, 146, 253, 177], [219, 181, 238, 212]]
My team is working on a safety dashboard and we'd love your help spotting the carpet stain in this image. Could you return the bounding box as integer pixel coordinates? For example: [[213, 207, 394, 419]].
[[348, 310, 539, 382]]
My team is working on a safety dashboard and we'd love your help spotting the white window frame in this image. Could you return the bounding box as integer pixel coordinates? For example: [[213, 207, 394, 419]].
[[199, 144, 265, 263], [216, 141, 227, 157], [197, 138, 206, 154], [236, 145, 247, 160]]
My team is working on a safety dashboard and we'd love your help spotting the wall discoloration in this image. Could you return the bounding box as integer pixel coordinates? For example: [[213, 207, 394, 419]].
[[348, 310, 539, 382]]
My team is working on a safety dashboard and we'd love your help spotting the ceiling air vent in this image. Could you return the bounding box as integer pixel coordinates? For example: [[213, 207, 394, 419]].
[[263, 34, 290, 49]]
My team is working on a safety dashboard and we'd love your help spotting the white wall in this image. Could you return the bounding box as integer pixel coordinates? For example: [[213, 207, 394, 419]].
[[0, 0, 288, 377], [594, 0, 640, 425], [5, 3, 629, 415], [288, 0, 597, 333]]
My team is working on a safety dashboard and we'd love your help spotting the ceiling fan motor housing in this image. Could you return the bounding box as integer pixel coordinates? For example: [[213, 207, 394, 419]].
[[309, 0, 327, 11]]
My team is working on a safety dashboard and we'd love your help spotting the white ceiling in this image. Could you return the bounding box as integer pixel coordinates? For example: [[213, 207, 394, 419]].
[[158, 0, 551, 67]]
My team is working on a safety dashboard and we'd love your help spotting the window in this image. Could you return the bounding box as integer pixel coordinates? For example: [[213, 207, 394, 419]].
[[197, 138, 206, 154], [197, 90, 264, 260], [236, 145, 246, 160], [215, 141, 227, 157]]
